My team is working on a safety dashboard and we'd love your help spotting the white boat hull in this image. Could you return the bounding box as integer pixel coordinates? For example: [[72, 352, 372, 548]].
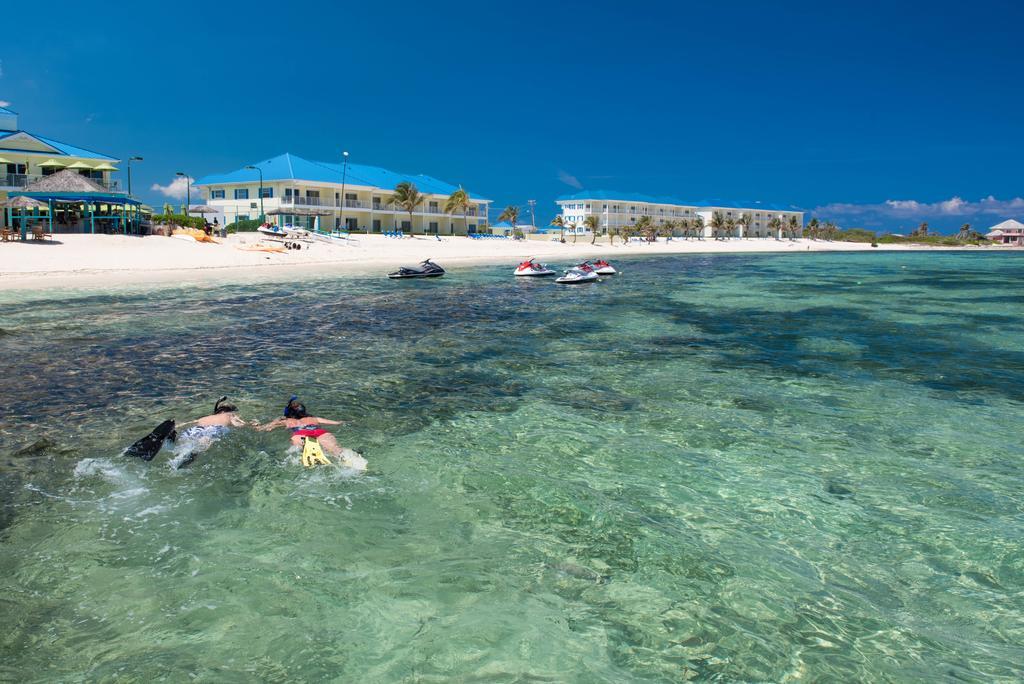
[[555, 271, 599, 284], [515, 267, 555, 277]]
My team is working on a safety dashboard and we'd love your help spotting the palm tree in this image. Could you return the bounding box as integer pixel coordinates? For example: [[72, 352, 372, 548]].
[[584, 214, 600, 244], [444, 186, 471, 236], [710, 211, 725, 241], [391, 181, 425, 235], [787, 215, 800, 241], [662, 219, 677, 241], [806, 217, 820, 240], [498, 205, 520, 238], [724, 216, 736, 240], [956, 223, 972, 241], [551, 214, 565, 242], [634, 215, 653, 243], [769, 216, 782, 240], [678, 218, 691, 240], [561, 220, 577, 243], [693, 214, 705, 240], [737, 213, 752, 239]]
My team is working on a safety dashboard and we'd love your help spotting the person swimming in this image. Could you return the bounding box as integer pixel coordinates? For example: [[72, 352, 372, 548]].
[[257, 396, 365, 469], [125, 396, 248, 468], [170, 396, 249, 468]]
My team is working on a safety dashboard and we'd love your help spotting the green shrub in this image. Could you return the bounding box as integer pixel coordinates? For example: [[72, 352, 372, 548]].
[[152, 213, 207, 230], [833, 228, 877, 242], [227, 218, 263, 234]]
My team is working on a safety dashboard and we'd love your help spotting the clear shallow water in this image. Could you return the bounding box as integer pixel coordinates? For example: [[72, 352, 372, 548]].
[[1, 251, 1022, 682]]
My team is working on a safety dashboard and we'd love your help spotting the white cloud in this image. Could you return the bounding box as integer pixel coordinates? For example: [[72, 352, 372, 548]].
[[0, 100, 9, 108], [816, 195, 1024, 219], [151, 176, 197, 199], [557, 169, 582, 190]]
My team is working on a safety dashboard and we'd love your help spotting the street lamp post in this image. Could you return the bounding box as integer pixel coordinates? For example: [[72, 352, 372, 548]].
[[175, 172, 190, 217], [245, 165, 264, 222], [339, 151, 349, 234], [126, 156, 143, 196], [528, 199, 536, 234]]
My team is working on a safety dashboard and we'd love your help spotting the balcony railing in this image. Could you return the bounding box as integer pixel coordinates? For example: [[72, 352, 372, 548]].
[[1, 173, 121, 192], [272, 197, 487, 218]]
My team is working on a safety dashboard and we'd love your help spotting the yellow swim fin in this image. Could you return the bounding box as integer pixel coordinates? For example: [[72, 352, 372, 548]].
[[301, 437, 332, 467]]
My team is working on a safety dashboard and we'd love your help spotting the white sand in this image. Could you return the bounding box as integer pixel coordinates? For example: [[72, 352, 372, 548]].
[[0, 232, 1006, 291]]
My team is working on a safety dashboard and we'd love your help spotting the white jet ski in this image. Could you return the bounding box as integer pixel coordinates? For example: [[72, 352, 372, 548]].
[[257, 224, 290, 237], [591, 259, 617, 275], [555, 263, 600, 284], [514, 258, 556, 277]]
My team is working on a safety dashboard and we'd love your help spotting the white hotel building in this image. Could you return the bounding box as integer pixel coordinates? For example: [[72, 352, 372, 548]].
[[194, 153, 490, 235], [556, 191, 804, 238]]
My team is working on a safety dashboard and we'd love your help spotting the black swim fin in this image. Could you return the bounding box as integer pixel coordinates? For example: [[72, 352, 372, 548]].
[[125, 420, 176, 461]]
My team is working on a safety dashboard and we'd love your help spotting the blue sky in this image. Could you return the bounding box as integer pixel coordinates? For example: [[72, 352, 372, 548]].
[[2, 0, 1022, 233]]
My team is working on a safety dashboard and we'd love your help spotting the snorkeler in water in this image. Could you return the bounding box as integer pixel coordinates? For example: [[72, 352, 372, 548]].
[[256, 396, 344, 453], [170, 397, 250, 468], [125, 396, 249, 468]]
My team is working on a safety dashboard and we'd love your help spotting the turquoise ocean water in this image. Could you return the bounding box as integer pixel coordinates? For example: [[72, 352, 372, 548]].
[[1, 251, 1022, 681]]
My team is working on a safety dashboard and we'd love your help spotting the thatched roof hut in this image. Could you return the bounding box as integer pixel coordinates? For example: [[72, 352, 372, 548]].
[[23, 169, 107, 193], [2, 195, 48, 209]]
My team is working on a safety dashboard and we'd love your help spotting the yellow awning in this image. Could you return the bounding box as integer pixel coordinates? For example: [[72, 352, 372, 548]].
[[37, 158, 67, 168], [93, 163, 119, 171], [66, 161, 94, 170]]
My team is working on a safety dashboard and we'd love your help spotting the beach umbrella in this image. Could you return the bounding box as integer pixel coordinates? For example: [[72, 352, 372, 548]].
[[65, 161, 94, 170], [3, 195, 47, 209], [37, 159, 67, 169], [93, 163, 119, 172], [0, 156, 13, 164], [188, 205, 219, 214]]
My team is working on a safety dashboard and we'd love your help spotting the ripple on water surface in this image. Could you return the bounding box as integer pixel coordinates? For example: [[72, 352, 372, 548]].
[[0, 251, 1023, 681]]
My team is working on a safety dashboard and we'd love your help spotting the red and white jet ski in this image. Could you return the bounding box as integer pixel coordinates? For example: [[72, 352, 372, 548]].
[[555, 262, 600, 284], [591, 259, 617, 275], [514, 258, 556, 277]]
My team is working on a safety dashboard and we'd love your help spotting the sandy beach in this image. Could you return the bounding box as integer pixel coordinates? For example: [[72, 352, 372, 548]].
[[0, 232, 1008, 291]]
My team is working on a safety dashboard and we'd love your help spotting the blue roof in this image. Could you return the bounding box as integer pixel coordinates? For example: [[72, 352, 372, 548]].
[[194, 152, 491, 201], [0, 130, 118, 161], [556, 189, 802, 212], [491, 221, 513, 228]]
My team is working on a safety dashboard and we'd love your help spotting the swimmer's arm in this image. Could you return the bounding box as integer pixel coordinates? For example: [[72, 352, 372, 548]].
[[229, 415, 248, 428], [313, 417, 342, 425], [255, 417, 287, 432]]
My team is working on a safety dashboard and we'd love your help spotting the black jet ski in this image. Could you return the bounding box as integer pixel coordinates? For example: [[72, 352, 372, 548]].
[[388, 259, 445, 279]]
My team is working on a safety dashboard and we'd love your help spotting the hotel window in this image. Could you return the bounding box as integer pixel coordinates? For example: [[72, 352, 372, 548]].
[[345, 217, 357, 230], [306, 190, 320, 198], [429, 221, 439, 233], [372, 219, 381, 232], [373, 197, 382, 209], [401, 220, 412, 230], [210, 190, 225, 199], [335, 218, 342, 229], [234, 189, 249, 200], [259, 187, 273, 198]]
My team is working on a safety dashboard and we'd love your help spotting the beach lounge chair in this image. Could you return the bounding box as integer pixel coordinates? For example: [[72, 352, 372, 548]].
[[1, 228, 14, 242], [31, 226, 52, 241]]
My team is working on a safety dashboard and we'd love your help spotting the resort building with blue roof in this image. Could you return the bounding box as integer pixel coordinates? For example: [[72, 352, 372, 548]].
[[1, 105, 143, 236], [194, 153, 491, 235], [556, 191, 804, 238], [1, 105, 122, 195]]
